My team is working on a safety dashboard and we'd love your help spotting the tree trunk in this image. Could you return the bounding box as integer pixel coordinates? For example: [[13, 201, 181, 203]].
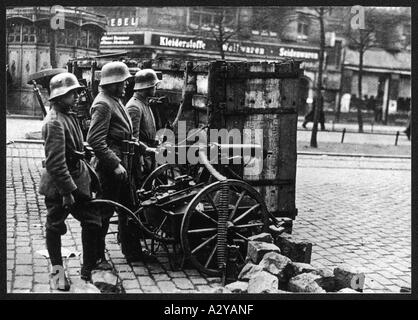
[[49, 29, 57, 68], [310, 7, 325, 148], [357, 47, 364, 133]]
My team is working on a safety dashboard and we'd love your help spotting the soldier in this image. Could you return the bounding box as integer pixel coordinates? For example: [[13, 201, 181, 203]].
[[87, 61, 150, 264], [39, 73, 102, 290], [126, 69, 160, 183]]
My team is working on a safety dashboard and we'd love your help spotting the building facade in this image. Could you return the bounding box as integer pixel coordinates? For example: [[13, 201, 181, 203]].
[[6, 7, 107, 116]]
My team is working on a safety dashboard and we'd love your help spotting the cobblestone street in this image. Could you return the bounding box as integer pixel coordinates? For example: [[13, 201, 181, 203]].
[[6, 142, 411, 294]]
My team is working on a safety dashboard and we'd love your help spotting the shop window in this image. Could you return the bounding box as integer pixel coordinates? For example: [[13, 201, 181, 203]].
[[21, 24, 36, 43], [67, 28, 77, 47], [57, 29, 66, 45], [81, 30, 88, 47], [88, 31, 99, 49], [37, 26, 48, 44], [7, 23, 21, 43]]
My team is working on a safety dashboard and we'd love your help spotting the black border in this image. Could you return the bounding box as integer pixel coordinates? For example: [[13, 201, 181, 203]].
[[1, 0, 416, 306]]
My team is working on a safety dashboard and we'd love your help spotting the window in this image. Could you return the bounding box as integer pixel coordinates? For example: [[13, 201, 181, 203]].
[[7, 23, 21, 43], [37, 26, 48, 43], [81, 30, 88, 47], [189, 8, 237, 32], [297, 22, 309, 36]]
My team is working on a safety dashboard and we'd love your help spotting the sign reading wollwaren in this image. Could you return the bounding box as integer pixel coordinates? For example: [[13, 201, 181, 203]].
[[101, 34, 145, 46]]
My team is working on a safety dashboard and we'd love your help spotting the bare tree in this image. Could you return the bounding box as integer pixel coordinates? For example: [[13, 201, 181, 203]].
[[303, 7, 330, 147], [189, 7, 242, 59], [345, 8, 379, 133]]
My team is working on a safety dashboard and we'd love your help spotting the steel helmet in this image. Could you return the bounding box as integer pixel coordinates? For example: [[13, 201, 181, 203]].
[[99, 61, 132, 86], [133, 69, 160, 91], [49, 72, 84, 101]]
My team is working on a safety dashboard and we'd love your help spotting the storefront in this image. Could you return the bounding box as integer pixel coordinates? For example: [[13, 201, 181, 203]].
[[100, 31, 320, 114], [341, 48, 411, 121]]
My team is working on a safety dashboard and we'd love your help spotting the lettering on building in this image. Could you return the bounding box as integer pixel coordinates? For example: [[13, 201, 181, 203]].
[[222, 42, 265, 55], [110, 17, 139, 27], [279, 47, 319, 60], [101, 35, 134, 45], [159, 36, 206, 50]]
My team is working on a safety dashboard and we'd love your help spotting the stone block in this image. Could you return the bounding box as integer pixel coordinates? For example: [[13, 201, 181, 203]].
[[225, 281, 249, 293], [70, 279, 101, 293], [288, 273, 326, 293], [333, 264, 365, 292], [247, 271, 279, 294], [337, 288, 360, 293], [248, 233, 273, 243], [238, 263, 264, 281], [210, 287, 232, 293], [274, 233, 312, 263], [259, 252, 291, 282], [246, 241, 281, 264]]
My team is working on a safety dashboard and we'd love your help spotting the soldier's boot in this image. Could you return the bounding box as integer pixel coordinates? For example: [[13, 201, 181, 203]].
[[95, 219, 113, 271], [46, 230, 70, 291], [80, 225, 100, 281], [119, 217, 143, 263]]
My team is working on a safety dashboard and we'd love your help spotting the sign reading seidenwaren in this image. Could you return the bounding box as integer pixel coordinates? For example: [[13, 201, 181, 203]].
[[151, 33, 319, 61]]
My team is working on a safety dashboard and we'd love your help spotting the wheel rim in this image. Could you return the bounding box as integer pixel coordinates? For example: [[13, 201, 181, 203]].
[[141, 163, 185, 191], [180, 179, 269, 276]]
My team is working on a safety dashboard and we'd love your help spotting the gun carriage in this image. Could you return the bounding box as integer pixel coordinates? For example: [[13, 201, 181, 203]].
[[29, 56, 301, 282]]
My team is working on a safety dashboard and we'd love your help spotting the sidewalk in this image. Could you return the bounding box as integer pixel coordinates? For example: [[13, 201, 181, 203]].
[[297, 116, 407, 134]]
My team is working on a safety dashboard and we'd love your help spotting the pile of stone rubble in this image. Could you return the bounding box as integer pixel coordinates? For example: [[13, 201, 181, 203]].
[[212, 232, 365, 294]]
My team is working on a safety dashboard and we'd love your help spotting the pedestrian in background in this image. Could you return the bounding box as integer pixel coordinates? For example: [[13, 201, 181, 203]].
[[39, 73, 102, 290], [302, 92, 326, 131], [404, 109, 411, 140]]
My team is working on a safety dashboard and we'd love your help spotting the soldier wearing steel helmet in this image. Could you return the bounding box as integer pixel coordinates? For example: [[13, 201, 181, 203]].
[[87, 61, 148, 264], [126, 69, 160, 183], [39, 72, 102, 290]]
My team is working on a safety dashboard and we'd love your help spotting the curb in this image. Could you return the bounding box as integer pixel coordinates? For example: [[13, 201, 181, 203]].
[[7, 139, 44, 144], [8, 139, 411, 159], [298, 151, 411, 159]]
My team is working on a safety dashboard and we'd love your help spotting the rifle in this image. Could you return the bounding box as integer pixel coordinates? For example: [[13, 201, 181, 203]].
[[122, 133, 138, 208], [31, 80, 47, 118]]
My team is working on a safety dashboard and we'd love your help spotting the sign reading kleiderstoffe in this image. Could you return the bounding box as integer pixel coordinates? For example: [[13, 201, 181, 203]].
[[151, 33, 319, 61]]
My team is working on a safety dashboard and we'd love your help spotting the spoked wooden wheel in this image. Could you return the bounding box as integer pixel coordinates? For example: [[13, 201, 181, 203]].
[[180, 179, 270, 276], [141, 163, 186, 191]]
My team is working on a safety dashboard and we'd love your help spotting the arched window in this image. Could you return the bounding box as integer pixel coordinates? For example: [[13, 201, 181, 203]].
[[7, 22, 21, 43]]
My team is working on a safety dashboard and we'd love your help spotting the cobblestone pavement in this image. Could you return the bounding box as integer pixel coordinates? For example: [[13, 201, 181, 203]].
[[6, 142, 411, 294]]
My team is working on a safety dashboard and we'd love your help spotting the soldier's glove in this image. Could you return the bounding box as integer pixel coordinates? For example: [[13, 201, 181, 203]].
[[72, 188, 92, 203], [62, 193, 75, 211], [114, 163, 128, 181]]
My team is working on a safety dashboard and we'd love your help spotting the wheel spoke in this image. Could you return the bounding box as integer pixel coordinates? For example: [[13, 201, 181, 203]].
[[191, 234, 217, 254], [233, 230, 249, 241], [205, 244, 218, 268], [233, 222, 265, 229], [187, 227, 217, 234], [233, 203, 261, 224], [229, 190, 246, 220], [156, 177, 165, 185], [195, 208, 218, 225], [205, 194, 220, 216]]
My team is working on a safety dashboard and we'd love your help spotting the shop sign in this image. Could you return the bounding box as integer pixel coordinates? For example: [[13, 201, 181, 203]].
[[157, 36, 207, 50], [109, 17, 139, 27], [100, 34, 144, 46], [151, 33, 320, 62]]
